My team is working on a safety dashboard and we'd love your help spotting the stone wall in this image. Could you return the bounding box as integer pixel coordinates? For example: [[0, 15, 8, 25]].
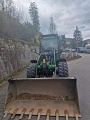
[[0, 37, 39, 79]]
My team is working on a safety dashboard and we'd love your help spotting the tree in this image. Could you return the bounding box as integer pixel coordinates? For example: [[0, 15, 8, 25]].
[[49, 16, 56, 34], [0, 0, 34, 42], [0, 0, 5, 12], [29, 2, 40, 35], [5, 0, 14, 17], [73, 26, 82, 48]]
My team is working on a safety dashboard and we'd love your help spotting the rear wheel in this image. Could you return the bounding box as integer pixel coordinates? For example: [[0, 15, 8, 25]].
[[27, 64, 36, 78], [58, 62, 68, 77]]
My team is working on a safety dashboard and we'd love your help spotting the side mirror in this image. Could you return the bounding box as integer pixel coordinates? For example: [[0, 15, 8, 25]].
[[31, 49, 40, 55], [31, 60, 37, 63]]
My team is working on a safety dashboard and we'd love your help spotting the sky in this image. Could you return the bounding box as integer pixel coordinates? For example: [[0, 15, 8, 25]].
[[13, 0, 90, 39]]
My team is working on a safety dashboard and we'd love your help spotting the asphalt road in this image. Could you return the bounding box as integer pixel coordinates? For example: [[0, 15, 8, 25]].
[[0, 53, 90, 120], [68, 53, 90, 120]]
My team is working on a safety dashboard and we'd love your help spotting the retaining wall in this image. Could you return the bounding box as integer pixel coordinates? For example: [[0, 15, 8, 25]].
[[0, 37, 39, 79]]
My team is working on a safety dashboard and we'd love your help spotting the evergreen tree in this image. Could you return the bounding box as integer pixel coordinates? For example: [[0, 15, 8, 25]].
[[29, 2, 40, 35], [73, 26, 82, 40], [49, 16, 56, 34], [73, 26, 82, 48]]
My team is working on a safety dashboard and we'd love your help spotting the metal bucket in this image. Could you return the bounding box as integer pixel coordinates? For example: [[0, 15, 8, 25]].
[[4, 77, 81, 119]]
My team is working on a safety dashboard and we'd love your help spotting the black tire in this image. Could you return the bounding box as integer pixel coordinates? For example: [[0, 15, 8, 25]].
[[58, 62, 68, 77], [58, 62, 64, 77], [27, 64, 36, 78], [63, 62, 68, 77]]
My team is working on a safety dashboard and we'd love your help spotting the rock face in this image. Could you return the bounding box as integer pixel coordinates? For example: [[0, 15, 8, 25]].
[[0, 37, 38, 79]]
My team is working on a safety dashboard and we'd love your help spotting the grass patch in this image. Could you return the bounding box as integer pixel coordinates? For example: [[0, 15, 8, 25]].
[[0, 66, 27, 85]]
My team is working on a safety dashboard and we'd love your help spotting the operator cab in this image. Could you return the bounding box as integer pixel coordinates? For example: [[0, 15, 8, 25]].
[[40, 34, 59, 52]]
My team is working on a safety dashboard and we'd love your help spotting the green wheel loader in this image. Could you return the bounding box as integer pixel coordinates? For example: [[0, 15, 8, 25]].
[[4, 34, 81, 120], [27, 34, 68, 78]]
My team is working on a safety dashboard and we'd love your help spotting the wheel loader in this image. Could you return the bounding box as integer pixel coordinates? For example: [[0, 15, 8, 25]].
[[4, 34, 81, 120]]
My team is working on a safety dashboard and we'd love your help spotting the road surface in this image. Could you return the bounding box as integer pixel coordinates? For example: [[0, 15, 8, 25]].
[[68, 54, 90, 120], [0, 53, 90, 120]]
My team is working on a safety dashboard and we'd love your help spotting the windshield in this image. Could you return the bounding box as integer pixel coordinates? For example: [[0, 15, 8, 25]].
[[41, 37, 58, 50]]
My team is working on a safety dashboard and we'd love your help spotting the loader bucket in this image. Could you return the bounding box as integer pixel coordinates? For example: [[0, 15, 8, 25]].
[[4, 77, 81, 119]]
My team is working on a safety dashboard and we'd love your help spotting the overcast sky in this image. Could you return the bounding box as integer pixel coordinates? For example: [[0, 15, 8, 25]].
[[13, 0, 90, 39]]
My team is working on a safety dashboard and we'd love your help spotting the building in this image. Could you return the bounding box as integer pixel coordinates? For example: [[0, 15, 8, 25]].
[[83, 39, 90, 47], [60, 35, 75, 49]]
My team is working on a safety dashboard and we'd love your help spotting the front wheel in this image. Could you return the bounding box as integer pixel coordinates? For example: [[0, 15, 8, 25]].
[[27, 64, 36, 78], [58, 62, 68, 77]]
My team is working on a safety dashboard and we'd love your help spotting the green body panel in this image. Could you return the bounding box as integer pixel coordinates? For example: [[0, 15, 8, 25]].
[[36, 52, 60, 76], [55, 53, 60, 61], [48, 65, 55, 70]]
